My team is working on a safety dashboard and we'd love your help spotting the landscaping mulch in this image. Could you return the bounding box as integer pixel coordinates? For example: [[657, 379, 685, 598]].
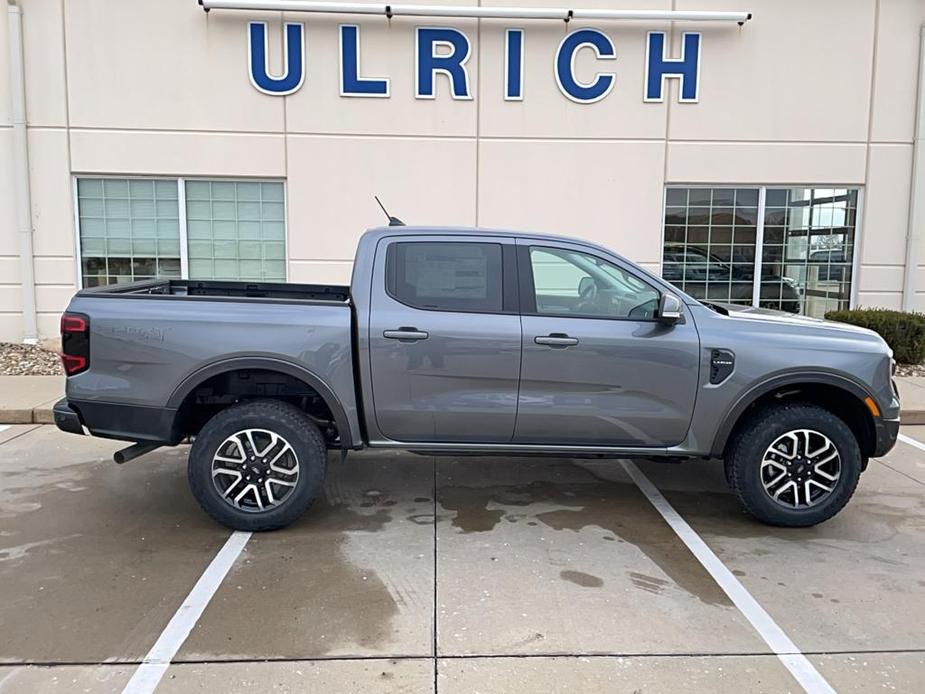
[[0, 342, 63, 376]]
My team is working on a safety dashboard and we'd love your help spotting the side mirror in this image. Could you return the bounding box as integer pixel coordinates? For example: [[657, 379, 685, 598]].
[[658, 293, 683, 325]]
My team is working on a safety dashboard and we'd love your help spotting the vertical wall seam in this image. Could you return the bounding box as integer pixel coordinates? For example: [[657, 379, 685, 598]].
[[474, 8, 482, 227], [857, 0, 880, 309], [658, 0, 675, 276], [281, 11, 290, 281]]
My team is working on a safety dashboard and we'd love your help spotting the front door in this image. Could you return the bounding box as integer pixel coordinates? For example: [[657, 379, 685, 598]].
[[368, 236, 521, 443], [514, 241, 700, 447]]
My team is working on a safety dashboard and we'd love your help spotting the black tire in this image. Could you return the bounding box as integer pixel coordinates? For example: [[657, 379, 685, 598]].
[[188, 400, 326, 531], [725, 402, 862, 527]]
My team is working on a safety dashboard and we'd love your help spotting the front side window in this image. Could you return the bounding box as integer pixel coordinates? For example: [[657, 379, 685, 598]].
[[387, 242, 503, 313], [662, 186, 857, 317], [529, 246, 659, 320], [76, 177, 287, 287]]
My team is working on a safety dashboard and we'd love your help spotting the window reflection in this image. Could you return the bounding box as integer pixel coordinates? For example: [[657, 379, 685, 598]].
[[662, 187, 857, 317]]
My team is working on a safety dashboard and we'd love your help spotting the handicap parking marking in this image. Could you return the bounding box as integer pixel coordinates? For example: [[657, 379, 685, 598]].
[[122, 531, 252, 694], [621, 460, 836, 694]]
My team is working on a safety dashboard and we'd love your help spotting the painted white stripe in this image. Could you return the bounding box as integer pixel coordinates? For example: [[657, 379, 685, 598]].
[[621, 460, 835, 694], [0, 425, 10, 434], [898, 432, 925, 453], [122, 530, 252, 694]]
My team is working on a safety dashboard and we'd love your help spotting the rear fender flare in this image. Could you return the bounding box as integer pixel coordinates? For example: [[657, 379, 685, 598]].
[[166, 356, 354, 449]]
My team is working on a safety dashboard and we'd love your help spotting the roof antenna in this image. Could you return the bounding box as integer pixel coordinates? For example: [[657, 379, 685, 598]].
[[374, 196, 405, 226]]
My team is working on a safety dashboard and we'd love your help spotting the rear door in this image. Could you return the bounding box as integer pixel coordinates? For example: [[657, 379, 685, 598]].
[[368, 235, 521, 443], [514, 240, 700, 447]]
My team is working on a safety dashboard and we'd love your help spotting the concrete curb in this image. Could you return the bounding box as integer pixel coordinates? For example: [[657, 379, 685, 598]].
[[1, 405, 56, 425]]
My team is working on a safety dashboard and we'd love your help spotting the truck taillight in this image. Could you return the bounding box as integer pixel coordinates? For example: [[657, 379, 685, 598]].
[[60, 312, 90, 376]]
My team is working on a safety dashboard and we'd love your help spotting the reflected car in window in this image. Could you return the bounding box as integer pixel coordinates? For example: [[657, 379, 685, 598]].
[[662, 244, 801, 314]]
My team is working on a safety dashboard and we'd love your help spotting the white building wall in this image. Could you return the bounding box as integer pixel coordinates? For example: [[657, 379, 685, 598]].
[[0, 0, 923, 341]]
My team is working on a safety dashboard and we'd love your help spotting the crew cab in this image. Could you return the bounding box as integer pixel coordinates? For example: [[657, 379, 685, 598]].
[[54, 227, 900, 530]]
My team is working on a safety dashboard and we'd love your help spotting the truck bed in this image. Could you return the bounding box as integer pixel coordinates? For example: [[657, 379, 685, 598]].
[[78, 278, 350, 303]]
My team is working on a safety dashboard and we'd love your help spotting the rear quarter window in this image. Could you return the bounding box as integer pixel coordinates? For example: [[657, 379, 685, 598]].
[[386, 241, 503, 313]]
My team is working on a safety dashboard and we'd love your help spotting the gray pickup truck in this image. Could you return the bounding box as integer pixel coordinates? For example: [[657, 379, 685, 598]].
[[54, 226, 900, 531]]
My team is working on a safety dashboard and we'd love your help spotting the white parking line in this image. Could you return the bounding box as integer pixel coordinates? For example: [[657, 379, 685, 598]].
[[621, 460, 835, 694], [122, 530, 252, 694], [0, 425, 10, 434], [898, 432, 925, 453]]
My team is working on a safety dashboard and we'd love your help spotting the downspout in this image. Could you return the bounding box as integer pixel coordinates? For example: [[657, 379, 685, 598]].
[[7, 0, 38, 343], [902, 24, 925, 312]]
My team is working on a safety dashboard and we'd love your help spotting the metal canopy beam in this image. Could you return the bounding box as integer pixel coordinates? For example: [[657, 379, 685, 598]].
[[199, 0, 752, 24]]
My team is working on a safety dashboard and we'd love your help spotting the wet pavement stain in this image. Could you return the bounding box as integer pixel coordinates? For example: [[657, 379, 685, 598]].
[[178, 452, 442, 662], [560, 570, 603, 588], [0, 445, 229, 662], [181, 496, 402, 660], [438, 467, 732, 607]]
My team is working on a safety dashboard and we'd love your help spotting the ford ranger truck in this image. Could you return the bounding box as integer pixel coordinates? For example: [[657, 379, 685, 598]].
[[53, 227, 900, 531]]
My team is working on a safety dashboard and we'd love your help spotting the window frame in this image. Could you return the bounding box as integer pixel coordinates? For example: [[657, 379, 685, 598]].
[[659, 184, 863, 312], [384, 239, 518, 315], [72, 175, 289, 288], [518, 243, 663, 323]]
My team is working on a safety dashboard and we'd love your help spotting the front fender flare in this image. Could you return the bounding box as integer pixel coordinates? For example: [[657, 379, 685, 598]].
[[709, 370, 876, 457]]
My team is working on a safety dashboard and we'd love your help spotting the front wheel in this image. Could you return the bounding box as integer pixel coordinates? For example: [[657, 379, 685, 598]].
[[188, 400, 327, 531], [725, 403, 862, 527]]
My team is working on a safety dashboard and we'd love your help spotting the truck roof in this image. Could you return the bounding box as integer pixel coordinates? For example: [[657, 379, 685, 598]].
[[362, 225, 617, 255]]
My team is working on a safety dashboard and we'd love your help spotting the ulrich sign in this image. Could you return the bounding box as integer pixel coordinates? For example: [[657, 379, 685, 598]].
[[247, 23, 702, 103]]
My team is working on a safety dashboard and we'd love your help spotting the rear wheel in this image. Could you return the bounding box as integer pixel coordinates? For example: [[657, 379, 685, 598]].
[[188, 400, 326, 531], [725, 403, 862, 527]]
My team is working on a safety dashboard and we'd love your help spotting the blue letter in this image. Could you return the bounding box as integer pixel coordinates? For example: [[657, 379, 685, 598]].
[[554, 29, 615, 104], [248, 22, 304, 95], [504, 29, 524, 101], [645, 32, 700, 103], [340, 25, 389, 97], [415, 27, 472, 100]]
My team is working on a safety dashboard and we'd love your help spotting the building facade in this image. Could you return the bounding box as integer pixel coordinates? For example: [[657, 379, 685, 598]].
[[1, 0, 923, 342]]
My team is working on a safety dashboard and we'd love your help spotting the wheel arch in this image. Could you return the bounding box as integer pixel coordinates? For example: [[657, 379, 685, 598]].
[[167, 356, 355, 450], [712, 372, 878, 460]]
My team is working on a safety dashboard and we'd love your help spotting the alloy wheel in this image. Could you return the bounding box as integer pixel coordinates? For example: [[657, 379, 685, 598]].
[[211, 428, 300, 512], [760, 429, 842, 509]]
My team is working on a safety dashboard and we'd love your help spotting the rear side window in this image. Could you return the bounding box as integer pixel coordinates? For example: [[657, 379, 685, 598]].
[[387, 242, 503, 313]]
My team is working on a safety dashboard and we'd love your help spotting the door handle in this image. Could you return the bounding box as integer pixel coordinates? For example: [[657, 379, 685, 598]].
[[535, 333, 579, 347], [383, 328, 429, 342]]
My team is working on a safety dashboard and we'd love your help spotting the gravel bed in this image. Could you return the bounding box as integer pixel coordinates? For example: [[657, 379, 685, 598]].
[[896, 362, 925, 378], [0, 342, 63, 376]]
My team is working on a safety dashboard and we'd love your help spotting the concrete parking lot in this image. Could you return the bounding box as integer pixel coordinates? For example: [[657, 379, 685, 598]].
[[1, 424, 924, 693]]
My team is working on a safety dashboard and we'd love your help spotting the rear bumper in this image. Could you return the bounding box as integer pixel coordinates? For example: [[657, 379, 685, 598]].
[[53, 398, 84, 435], [873, 415, 900, 458], [55, 398, 179, 444]]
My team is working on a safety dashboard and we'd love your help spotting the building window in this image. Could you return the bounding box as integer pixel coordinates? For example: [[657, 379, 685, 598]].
[[661, 186, 858, 317], [185, 180, 286, 281], [76, 177, 287, 288], [77, 178, 181, 287]]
